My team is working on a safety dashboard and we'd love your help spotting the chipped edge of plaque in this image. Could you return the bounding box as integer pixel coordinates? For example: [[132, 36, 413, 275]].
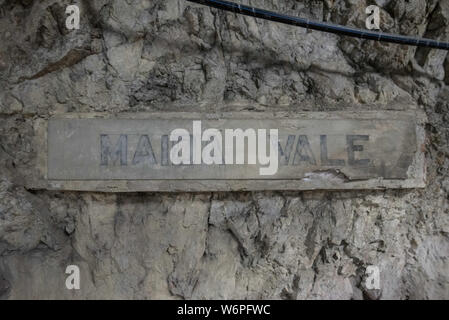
[[29, 111, 427, 192]]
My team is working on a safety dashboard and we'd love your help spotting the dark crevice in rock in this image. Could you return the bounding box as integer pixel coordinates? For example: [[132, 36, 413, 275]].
[[15, 48, 96, 84]]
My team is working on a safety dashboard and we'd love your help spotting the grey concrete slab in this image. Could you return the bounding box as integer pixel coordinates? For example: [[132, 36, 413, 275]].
[[29, 111, 427, 192]]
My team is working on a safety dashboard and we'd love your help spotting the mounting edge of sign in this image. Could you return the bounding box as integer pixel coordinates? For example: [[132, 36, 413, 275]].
[[28, 110, 427, 192]]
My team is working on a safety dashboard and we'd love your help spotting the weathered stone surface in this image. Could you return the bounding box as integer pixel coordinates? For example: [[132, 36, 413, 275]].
[[1, 0, 449, 300], [37, 111, 426, 191]]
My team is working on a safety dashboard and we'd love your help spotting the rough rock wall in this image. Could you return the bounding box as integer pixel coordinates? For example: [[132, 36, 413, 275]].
[[0, 0, 448, 299]]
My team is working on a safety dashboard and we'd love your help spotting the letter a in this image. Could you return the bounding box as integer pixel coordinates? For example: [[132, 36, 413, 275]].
[[65, 265, 80, 290], [170, 129, 191, 165], [66, 5, 80, 30]]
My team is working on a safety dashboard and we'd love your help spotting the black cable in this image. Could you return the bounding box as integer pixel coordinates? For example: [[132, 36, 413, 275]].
[[186, 0, 449, 50]]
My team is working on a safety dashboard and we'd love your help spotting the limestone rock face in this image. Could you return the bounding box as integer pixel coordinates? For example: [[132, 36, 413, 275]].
[[0, 0, 448, 299]]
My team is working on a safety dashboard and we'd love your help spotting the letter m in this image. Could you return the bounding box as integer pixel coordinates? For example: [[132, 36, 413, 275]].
[[100, 134, 127, 166], [224, 128, 256, 165]]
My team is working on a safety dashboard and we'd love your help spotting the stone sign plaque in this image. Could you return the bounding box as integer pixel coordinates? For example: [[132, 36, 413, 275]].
[[32, 111, 426, 192]]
